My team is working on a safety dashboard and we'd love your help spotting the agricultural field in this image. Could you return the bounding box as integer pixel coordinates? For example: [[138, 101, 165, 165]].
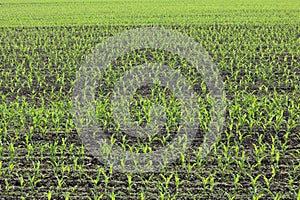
[[0, 0, 300, 199]]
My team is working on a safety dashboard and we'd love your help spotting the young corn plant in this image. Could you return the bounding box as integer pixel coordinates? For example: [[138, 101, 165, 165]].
[[26, 172, 41, 192]]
